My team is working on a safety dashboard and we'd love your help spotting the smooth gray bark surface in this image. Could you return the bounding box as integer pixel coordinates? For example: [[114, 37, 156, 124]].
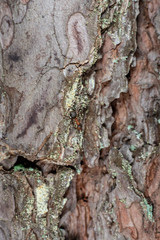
[[0, 0, 97, 161]]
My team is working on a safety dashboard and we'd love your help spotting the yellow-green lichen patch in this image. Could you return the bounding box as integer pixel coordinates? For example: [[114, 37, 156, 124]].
[[36, 183, 49, 217], [25, 196, 35, 217], [64, 77, 80, 111], [11, 167, 75, 239]]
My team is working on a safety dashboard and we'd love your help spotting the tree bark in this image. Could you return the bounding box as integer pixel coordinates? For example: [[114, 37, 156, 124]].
[[0, 0, 160, 239]]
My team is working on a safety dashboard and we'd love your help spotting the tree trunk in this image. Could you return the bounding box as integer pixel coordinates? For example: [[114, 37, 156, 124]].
[[0, 0, 160, 239]]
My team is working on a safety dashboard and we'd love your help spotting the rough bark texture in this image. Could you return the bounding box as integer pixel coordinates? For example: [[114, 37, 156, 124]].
[[0, 0, 160, 239]]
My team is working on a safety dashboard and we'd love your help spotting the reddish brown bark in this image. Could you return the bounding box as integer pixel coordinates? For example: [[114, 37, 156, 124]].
[[60, 0, 160, 239]]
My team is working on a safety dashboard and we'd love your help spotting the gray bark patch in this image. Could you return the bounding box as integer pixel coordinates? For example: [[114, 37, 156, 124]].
[[67, 13, 90, 63]]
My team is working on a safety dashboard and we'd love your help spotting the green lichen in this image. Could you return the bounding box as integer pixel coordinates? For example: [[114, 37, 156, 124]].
[[130, 145, 136, 151], [127, 124, 142, 138], [132, 130, 142, 139], [13, 164, 26, 171], [140, 198, 154, 222], [110, 169, 117, 178], [127, 125, 134, 130], [122, 158, 134, 181], [13, 164, 34, 172], [119, 198, 127, 204], [121, 156, 154, 222], [113, 59, 119, 63]]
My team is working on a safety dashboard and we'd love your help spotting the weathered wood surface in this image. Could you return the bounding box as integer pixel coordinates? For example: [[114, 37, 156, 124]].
[[0, 0, 160, 239], [0, 0, 98, 166]]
